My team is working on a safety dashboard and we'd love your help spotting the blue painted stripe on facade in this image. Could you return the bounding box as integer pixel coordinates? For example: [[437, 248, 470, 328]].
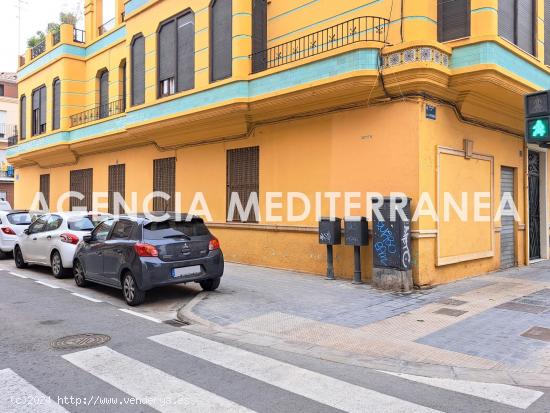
[[471, 7, 498, 14], [451, 42, 550, 89], [125, 0, 149, 16]]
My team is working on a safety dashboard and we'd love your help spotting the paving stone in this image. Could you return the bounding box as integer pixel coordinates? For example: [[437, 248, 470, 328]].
[[433, 308, 468, 317], [495, 302, 546, 314], [521, 326, 550, 342], [437, 298, 468, 306]]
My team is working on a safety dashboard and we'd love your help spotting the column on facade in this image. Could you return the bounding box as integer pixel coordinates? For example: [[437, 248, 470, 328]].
[[232, 0, 253, 79]]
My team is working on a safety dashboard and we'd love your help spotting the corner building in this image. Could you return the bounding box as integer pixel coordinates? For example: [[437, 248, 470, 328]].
[[9, 0, 550, 285]]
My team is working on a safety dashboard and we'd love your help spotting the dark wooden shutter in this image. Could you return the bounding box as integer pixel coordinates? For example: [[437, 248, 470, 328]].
[[32, 89, 39, 135], [153, 157, 176, 212], [159, 21, 177, 83], [498, 0, 516, 43], [70, 168, 93, 211], [211, 0, 233, 81], [131, 35, 145, 105], [226, 146, 259, 222], [99, 71, 109, 118], [437, 0, 470, 42], [39, 174, 50, 210], [517, 0, 535, 55], [108, 164, 125, 214], [252, 0, 268, 72], [177, 12, 195, 92], [546, 0, 550, 64], [53, 79, 60, 130], [121, 61, 127, 110], [20, 96, 26, 139], [39, 86, 47, 131]]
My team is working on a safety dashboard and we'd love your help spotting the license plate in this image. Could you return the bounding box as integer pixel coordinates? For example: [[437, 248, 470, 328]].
[[171, 266, 201, 278]]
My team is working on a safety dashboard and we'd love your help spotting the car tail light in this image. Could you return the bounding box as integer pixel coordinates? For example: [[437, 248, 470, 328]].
[[209, 238, 220, 251], [134, 243, 159, 257], [60, 233, 79, 244], [1, 227, 16, 235]]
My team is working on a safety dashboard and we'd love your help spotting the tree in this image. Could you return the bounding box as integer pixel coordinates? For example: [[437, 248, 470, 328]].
[[47, 22, 60, 34], [27, 31, 45, 48], [60, 12, 77, 26]]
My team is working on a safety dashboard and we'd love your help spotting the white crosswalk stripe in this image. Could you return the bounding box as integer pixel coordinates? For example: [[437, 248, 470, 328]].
[[379, 371, 544, 409], [149, 331, 442, 413], [0, 369, 69, 413], [62, 346, 255, 413]]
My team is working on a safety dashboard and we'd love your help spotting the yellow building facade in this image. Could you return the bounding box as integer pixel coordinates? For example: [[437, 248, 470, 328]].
[[9, 0, 550, 285]]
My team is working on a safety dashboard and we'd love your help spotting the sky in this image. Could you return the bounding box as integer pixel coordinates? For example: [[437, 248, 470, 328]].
[[0, 0, 116, 74]]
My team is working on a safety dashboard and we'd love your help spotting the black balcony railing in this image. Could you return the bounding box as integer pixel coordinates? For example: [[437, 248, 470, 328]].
[[7, 135, 18, 147], [52, 30, 61, 45], [98, 18, 115, 36], [31, 40, 46, 59], [250, 16, 389, 73], [73, 28, 86, 43], [0, 124, 18, 141], [70, 98, 125, 128]]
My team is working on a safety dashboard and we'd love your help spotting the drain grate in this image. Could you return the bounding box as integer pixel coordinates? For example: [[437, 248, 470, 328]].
[[163, 319, 190, 327], [51, 333, 111, 350]]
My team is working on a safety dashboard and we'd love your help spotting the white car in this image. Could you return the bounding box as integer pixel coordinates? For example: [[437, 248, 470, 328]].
[[14, 212, 110, 278], [0, 210, 33, 257]]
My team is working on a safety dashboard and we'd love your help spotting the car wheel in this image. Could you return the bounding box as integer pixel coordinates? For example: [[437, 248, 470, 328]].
[[199, 277, 221, 291], [122, 272, 145, 306], [51, 251, 68, 279], [73, 260, 88, 287], [14, 246, 27, 268]]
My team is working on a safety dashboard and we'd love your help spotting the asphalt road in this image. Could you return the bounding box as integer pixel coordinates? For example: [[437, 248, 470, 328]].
[[1, 266, 549, 413]]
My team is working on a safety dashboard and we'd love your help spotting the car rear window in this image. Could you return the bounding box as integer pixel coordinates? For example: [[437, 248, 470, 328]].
[[143, 219, 209, 239], [7, 213, 32, 225], [68, 215, 108, 231]]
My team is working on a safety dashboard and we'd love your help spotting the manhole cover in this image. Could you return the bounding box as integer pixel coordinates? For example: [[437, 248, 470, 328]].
[[50, 333, 111, 350]]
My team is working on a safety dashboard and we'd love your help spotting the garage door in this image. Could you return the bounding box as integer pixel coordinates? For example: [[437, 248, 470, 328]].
[[500, 167, 516, 269]]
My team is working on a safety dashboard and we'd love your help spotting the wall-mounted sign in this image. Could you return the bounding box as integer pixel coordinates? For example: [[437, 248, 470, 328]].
[[426, 104, 436, 120]]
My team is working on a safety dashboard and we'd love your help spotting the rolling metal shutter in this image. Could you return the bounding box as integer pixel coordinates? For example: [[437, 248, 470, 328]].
[[517, 0, 535, 55], [437, 0, 470, 42], [159, 21, 176, 84], [226, 146, 259, 222], [131, 35, 145, 105], [108, 164, 125, 214], [153, 157, 176, 212], [211, 0, 233, 81], [20, 96, 26, 139], [70, 168, 93, 211], [39, 86, 47, 131], [53, 79, 60, 130], [177, 13, 195, 92], [500, 167, 516, 269], [39, 174, 50, 211], [32, 89, 40, 135], [498, 0, 516, 43], [99, 71, 109, 118], [252, 0, 268, 73]]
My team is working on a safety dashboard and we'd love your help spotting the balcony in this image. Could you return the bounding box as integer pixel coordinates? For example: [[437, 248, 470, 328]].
[[52, 30, 61, 46], [23, 26, 86, 65], [70, 98, 125, 128], [98, 18, 115, 36], [0, 124, 18, 142], [250, 16, 389, 73], [73, 28, 86, 43], [30, 40, 46, 59]]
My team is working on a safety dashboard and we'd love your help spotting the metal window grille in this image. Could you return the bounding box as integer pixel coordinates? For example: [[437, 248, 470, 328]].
[[226, 146, 259, 223], [108, 164, 125, 214], [70, 168, 93, 211], [153, 158, 175, 212], [39, 174, 50, 211]]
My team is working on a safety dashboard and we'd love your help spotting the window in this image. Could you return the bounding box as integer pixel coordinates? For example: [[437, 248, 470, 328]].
[[29, 216, 48, 234], [226, 146, 259, 222], [6, 212, 32, 225], [499, 0, 535, 55], [437, 0, 470, 42], [46, 215, 63, 231], [93, 219, 114, 241], [210, 0, 232, 82], [20, 95, 26, 140], [252, 0, 268, 73], [52, 78, 60, 130], [39, 174, 50, 211], [68, 215, 105, 231], [0, 84, 4, 96], [70, 168, 93, 211], [144, 218, 209, 240], [99, 70, 109, 118], [157, 11, 195, 97], [0, 111, 5, 138], [110, 220, 135, 240], [32, 86, 47, 136], [108, 164, 125, 214], [153, 157, 175, 212], [120, 60, 127, 111], [131, 35, 145, 106]]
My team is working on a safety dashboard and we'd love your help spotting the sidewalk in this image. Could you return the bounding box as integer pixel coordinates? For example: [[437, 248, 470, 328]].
[[179, 261, 550, 387]]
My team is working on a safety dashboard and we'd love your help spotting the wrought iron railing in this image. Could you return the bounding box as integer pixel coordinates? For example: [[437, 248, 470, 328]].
[[7, 135, 18, 147], [73, 28, 86, 43], [52, 30, 61, 45], [31, 40, 46, 59], [0, 124, 18, 141], [70, 98, 125, 127], [98, 18, 115, 36], [250, 16, 389, 73]]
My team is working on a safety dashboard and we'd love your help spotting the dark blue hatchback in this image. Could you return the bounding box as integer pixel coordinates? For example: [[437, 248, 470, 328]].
[[73, 214, 224, 306]]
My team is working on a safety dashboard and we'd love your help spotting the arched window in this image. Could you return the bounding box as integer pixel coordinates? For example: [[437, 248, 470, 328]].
[[52, 78, 61, 130], [157, 10, 195, 97], [32, 85, 46, 136], [119, 60, 126, 111], [210, 0, 232, 82], [98, 70, 109, 118], [20, 95, 26, 140], [131, 34, 145, 106], [252, 0, 268, 73]]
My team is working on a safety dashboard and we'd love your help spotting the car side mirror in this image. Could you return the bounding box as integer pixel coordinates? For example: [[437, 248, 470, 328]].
[[83, 235, 93, 243], [23, 229, 29, 235]]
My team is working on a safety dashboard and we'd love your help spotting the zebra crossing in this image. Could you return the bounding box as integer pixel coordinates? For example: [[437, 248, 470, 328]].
[[1, 331, 546, 413]]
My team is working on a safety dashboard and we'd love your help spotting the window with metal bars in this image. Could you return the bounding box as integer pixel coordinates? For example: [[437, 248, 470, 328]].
[[39, 174, 50, 211], [153, 158, 176, 212], [108, 164, 125, 214], [70, 168, 93, 211], [226, 146, 259, 223]]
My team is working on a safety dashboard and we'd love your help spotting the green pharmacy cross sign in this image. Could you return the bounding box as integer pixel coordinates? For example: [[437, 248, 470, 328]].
[[525, 91, 550, 146]]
